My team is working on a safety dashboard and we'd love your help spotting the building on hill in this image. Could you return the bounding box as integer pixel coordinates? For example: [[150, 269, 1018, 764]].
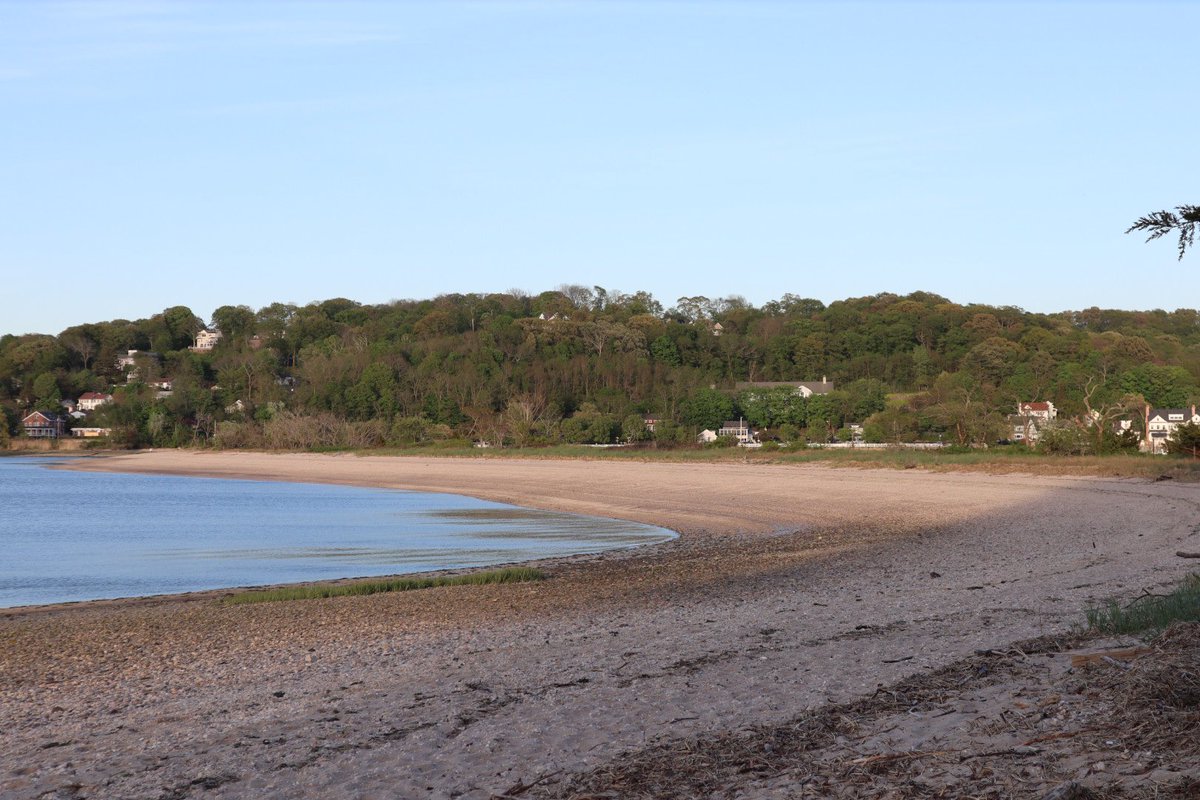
[[734, 378, 834, 398], [1143, 406, 1200, 454], [1008, 414, 1044, 445], [1017, 401, 1057, 420], [191, 329, 223, 351], [78, 392, 113, 412], [115, 350, 160, 382], [22, 411, 66, 439]]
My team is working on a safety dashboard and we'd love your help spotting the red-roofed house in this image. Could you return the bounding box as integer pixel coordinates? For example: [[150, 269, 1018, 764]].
[[1017, 401, 1057, 420]]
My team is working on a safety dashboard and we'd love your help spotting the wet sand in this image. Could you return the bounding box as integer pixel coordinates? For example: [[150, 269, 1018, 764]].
[[3, 451, 1198, 799]]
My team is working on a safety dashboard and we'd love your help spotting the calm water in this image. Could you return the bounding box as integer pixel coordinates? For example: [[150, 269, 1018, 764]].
[[0, 457, 675, 608]]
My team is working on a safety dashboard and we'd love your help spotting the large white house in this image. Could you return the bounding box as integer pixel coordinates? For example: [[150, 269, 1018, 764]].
[[1143, 406, 1200, 454], [77, 392, 113, 412], [192, 328, 223, 351]]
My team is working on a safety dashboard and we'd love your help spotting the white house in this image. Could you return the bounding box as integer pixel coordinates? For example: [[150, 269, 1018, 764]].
[[78, 392, 113, 412], [697, 429, 719, 443], [718, 418, 761, 447], [734, 378, 834, 399], [1008, 414, 1043, 445], [192, 329, 223, 351], [1017, 401, 1057, 420], [1143, 406, 1200, 454]]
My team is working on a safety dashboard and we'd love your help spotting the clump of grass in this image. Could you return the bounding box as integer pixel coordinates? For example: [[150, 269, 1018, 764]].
[[222, 566, 545, 605], [1085, 574, 1200, 635]]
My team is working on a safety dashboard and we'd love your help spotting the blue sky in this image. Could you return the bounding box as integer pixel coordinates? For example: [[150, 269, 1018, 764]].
[[1, 1, 1197, 336]]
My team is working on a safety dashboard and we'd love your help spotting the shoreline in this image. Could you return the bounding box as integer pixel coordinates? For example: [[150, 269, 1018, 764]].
[[5, 450, 1200, 798]]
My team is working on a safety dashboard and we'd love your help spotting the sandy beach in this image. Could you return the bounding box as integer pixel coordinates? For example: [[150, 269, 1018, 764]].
[[3, 451, 1199, 799]]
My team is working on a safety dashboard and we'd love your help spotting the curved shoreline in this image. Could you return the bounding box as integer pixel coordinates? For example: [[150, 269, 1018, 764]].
[[5, 450, 1199, 799], [5, 455, 678, 614]]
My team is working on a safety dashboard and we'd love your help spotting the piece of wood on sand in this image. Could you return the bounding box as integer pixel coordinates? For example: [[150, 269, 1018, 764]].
[[1070, 646, 1152, 668]]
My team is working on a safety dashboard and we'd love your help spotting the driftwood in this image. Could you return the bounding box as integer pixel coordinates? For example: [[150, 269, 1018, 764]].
[[1176, 551, 1200, 559], [1070, 646, 1151, 668]]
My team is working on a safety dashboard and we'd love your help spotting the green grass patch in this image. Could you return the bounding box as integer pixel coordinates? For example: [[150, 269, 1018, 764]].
[[1085, 574, 1200, 636], [222, 566, 545, 605]]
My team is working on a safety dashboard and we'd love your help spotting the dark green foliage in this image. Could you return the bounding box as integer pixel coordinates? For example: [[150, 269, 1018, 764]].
[[1168, 422, 1200, 458], [1, 291, 1198, 450], [1086, 574, 1200, 634], [680, 387, 734, 430]]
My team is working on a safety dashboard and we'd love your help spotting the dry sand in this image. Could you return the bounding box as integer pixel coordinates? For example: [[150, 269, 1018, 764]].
[[2, 451, 1198, 799]]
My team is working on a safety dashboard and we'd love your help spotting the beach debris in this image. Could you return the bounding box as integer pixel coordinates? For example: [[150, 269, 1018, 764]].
[[1177, 551, 1200, 559], [1069, 647, 1152, 668], [1041, 781, 1095, 800], [493, 769, 562, 798]]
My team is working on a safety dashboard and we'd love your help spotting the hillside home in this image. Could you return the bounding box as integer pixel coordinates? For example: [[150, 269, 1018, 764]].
[[21, 411, 66, 439], [1008, 414, 1043, 445], [697, 429, 719, 444], [78, 392, 113, 412], [1143, 406, 1200, 454], [734, 378, 835, 398], [115, 350, 160, 382], [1017, 401, 1057, 420], [191, 328, 223, 351]]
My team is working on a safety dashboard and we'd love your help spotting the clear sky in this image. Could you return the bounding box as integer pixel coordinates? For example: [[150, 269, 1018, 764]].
[[1, 1, 1197, 336]]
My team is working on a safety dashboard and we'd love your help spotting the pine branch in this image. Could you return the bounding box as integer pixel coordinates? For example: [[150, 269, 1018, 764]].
[[1126, 204, 1199, 259]]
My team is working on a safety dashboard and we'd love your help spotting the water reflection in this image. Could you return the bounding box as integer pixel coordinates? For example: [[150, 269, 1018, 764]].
[[0, 458, 676, 607]]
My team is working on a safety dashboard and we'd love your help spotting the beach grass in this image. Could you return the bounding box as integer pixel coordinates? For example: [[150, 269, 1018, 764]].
[[1085, 573, 1200, 635], [222, 566, 545, 605]]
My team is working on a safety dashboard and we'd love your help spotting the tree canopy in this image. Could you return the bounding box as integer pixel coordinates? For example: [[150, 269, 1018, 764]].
[[1, 290, 1197, 452]]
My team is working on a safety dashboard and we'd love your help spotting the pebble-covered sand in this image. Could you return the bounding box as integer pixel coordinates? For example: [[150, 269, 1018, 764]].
[[2, 452, 1197, 799]]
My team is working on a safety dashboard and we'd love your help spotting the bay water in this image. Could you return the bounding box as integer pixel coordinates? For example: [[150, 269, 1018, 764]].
[[0, 457, 675, 608]]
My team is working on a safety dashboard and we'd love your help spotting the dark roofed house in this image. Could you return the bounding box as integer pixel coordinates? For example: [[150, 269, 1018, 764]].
[[1145, 406, 1200, 454], [22, 411, 66, 439]]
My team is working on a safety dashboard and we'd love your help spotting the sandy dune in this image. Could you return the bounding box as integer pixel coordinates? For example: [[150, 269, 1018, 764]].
[[2, 451, 1198, 799]]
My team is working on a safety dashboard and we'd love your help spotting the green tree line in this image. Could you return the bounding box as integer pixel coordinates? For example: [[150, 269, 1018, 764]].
[[2, 288, 1198, 451]]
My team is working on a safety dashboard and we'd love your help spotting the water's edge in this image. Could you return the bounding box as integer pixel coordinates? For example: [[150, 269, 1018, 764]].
[[1, 456, 677, 610]]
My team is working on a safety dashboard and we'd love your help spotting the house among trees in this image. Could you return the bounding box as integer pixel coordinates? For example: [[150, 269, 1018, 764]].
[[1009, 401, 1058, 445], [21, 410, 66, 438], [1144, 406, 1200, 454], [78, 392, 113, 412], [734, 379, 834, 398], [1017, 401, 1057, 420], [191, 328, 223, 351], [716, 418, 760, 446], [115, 350, 160, 382]]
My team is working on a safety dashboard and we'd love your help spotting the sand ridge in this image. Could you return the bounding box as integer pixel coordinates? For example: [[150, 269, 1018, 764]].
[[3, 451, 1198, 798]]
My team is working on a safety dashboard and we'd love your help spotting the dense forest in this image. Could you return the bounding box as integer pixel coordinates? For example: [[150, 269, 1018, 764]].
[[2, 289, 1198, 453]]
